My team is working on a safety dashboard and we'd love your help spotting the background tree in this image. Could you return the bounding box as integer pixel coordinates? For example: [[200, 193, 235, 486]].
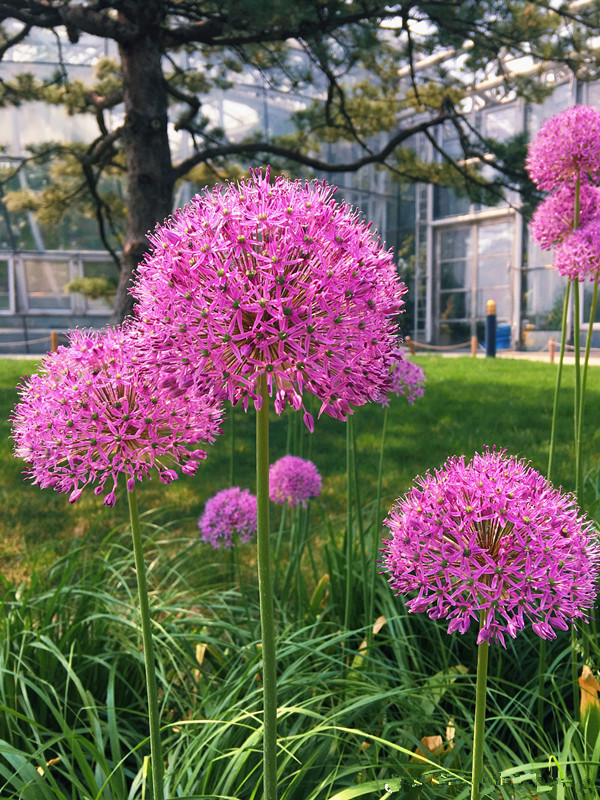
[[1, 0, 600, 321]]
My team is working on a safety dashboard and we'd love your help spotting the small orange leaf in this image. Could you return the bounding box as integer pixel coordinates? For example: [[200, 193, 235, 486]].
[[579, 665, 600, 719], [411, 735, 444, 763]]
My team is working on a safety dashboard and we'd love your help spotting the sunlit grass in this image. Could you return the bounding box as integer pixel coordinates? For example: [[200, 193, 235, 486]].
[[2, 355, 600, 580]]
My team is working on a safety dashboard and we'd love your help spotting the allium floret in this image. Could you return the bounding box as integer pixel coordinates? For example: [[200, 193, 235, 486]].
[[526, 105, 600, 191], [382, 448, 599, 646], [269, 455, 322, 507], [198, 487, 258, 548], [378, 357, 426, 407], [11, 326, 222, 506], [132, 168, 407, 430], [553, 218, 600, 281], [530, 180, 600, 250]]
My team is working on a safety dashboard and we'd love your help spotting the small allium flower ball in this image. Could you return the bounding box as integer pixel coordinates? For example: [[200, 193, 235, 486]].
[[378, 358, 426, 407], [554, 218, 600, 281], [269, 455, 322, 508], [530, 180, 600, 250], [132, 168, 407, 430], [526, 105, 600, 191], [11, 327, 223, 506], [382, 448, 599, 647], [198, 487, 258, 548]]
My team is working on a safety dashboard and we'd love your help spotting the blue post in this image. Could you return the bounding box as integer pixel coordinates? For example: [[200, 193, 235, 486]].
[[486, 299, 496, 358]]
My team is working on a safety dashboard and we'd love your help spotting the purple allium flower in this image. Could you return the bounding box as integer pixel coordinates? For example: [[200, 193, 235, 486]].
[[269, 455, 322, 507], [131, 169, 407, 430], [553, 218, 600, 281], [526, 105, 600, 191], [378, 357, 426, 407], [382, 448, 600, 647], [198, 487, 258, 548], [530, 180, 600, 250], [11, 327, 222, 505]]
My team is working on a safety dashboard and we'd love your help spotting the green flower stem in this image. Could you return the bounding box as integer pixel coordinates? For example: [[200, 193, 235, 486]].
[[127, 488, 164, 800], [541, 278, 570, 731], [350, 416, 369, 621], [573, 173, 582, 499], [273, 504, 287, 595], [344, 421, 353, 630], [256, 376, 278, 800], [471, 628, 490, 800], [578, 276, 599, 488], [537, 280, 571, 725], [228, 405, 235, 487], [547, 280, 571, 482], [536, 638, 546, 729], [368, 404, 389, 643], [574, 279, 582, 496]]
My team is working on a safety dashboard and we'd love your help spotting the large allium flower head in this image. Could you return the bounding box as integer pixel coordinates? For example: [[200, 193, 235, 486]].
[[269, 455, 322, 508], [198, 486, 258, 548], [132, 168, 407, 430], [378, 357, 426, 407], [11, 326, 223, 506], [530, 180, 600, 250], [382, 448, 600, 647], [526, 105, 600, 191], [553, 218, 600, 281]]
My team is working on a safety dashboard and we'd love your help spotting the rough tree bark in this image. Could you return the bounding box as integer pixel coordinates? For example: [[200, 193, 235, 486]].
[[111, 4, 174, 323]]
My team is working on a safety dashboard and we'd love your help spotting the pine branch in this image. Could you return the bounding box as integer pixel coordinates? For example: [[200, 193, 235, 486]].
[[172, 113, 452, 180]]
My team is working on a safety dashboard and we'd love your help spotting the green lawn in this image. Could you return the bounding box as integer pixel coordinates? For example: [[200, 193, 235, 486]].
[[2, 355, 599, 580]]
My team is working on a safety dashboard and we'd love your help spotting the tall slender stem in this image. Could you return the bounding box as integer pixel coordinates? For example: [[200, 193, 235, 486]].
[[369, 405, 389, 638], [344, 420, 353, 630], [127, 489, 164, 800], [578, 276, 599, 489], [574, 279, 582, 496], [471, 626, 490, 800], [256, 376, 278, 800], [573, 174, 582, 499], [547, 280, 571, 481], [228, 405, 235, 487], [349, 416, 369, 622], [542, 279, 570, 729]]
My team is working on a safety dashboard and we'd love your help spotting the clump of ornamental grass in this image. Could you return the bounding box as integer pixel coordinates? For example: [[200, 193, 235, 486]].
[[269, 455, 322, 508], [132, 167, 407, 800], [382, 447, 600, 800]]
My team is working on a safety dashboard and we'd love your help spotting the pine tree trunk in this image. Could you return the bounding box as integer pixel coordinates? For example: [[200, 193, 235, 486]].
[[111, 11, 173, 323]]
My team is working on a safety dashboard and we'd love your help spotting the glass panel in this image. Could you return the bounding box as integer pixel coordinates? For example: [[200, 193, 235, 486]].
[[23, 258, 71, 310], [477, 256, 510, 290], [0, 261, 10, 310], [433, 186, 471, 219], [439, 320, 472, 346], [441, 261, 467, 290], [82, 259, 119, 312], [522, 267, 566, 330], [478, 222, 512, 257], [440, 290, 468, 320], [439, 228, 473, 260], [583, 281, 600, 324], [586, 80, 600, 107], [527, 83, 571, 135], [476, 288, 511, 319], [485, 105, 518, 140]]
